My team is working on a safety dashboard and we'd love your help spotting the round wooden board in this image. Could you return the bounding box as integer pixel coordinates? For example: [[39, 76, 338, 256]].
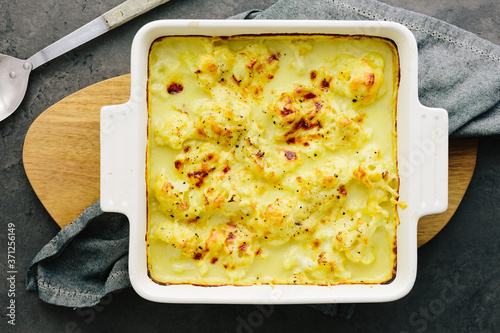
[[22, 75, 478, 247]]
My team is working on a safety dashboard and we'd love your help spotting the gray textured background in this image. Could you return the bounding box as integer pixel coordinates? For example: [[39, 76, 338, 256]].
[[1, 0, 499, 332]]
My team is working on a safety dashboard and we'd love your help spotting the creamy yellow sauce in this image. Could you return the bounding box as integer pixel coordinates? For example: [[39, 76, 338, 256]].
[[147, 35, 400, 285]]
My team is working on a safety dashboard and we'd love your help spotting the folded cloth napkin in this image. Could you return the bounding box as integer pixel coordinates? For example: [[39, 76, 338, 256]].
[[27, 0, 500, 318]]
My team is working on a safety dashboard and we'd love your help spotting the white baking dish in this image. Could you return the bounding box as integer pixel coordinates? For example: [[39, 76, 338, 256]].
[[100, 20, 448, 304]]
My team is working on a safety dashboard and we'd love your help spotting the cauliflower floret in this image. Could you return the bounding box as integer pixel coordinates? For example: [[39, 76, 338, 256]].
[[154, 111, 198, 149], [332, 53, 385, 105]]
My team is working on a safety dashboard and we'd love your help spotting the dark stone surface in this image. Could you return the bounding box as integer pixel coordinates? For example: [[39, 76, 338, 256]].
[[0, 0, 498, 332]]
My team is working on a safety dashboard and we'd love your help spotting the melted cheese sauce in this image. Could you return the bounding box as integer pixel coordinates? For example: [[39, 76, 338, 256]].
[[147, 35, 400, 285]]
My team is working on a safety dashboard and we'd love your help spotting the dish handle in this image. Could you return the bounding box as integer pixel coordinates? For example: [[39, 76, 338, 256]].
[[100, 102, 135, 215], [414, 104, 449, 217]]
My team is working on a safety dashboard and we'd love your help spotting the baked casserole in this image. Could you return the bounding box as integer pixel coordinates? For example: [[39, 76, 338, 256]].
[[146, 34, 402, 286]]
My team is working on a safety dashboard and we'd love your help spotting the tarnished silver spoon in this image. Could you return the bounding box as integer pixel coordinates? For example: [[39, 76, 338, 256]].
[[0, 0, 169, 122]]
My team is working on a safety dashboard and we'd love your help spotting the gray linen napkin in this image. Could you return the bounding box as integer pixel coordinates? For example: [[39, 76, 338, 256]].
[[27, 0, 500, 318]]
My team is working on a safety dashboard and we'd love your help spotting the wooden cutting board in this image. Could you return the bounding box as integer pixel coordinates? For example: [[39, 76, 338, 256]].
[[22, 75, 479, 247]]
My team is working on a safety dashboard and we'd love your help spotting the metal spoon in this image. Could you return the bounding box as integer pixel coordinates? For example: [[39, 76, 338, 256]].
[[0, 0, 169, 122]]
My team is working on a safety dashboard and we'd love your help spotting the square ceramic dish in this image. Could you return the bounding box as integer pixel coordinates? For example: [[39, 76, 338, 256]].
[[100, 20, 448, 304]]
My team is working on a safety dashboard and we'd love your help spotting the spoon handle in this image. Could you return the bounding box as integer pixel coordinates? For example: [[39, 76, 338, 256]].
[[102, 0, 169, 30], [28, 0, 169, 70]]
